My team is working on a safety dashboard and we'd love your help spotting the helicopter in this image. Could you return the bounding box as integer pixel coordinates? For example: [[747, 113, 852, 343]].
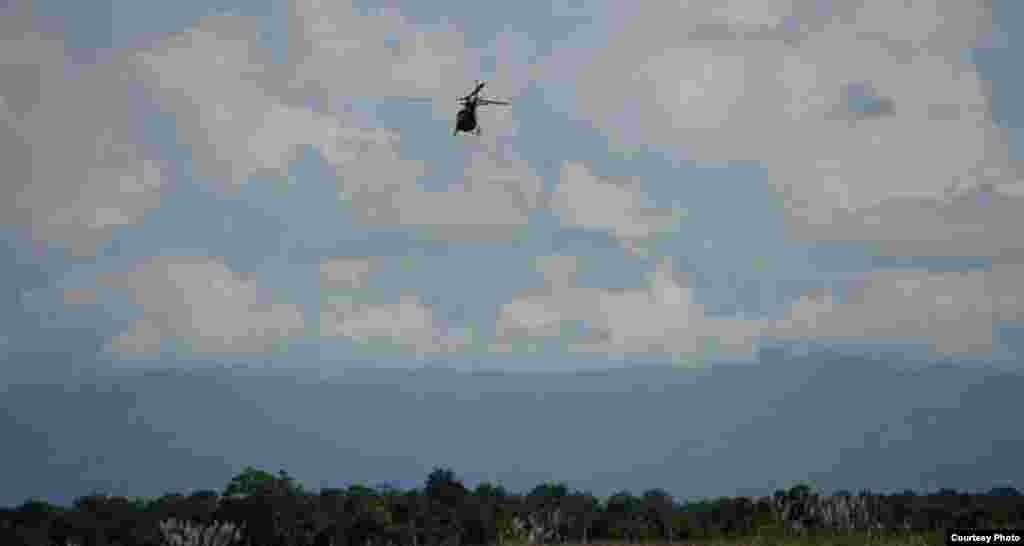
[[453, 81, 510, 136]]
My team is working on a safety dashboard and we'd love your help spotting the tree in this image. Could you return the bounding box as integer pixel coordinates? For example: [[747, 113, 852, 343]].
[[787, 483, 813, 501], [470, 481, 509, 546], [313, 490, 354, 546], [640, 489, 675, 542], [563, 492, 599, 544], [224, 466, 280, 498], [218, 467, 312, 546], [70, 494, 151, 546], [9, 499, 66, 546], [16, 499, 64, 515], [671, 510, 696, 541], [474, 482, 507, 500], [751, 498, 780, 538], [276, 469, 305, 496], [526, 482, 570, 544], [390, 490, 426, 546], [493, 501, 523, 546], [346, 488, 394, 546], [185, 490, 221, 523], [424, 468, 468, 546], [217, 492, 278, 545], [605, 492, 642, 543], [528, 482, 568, 502], [425, 468, 467, 510]]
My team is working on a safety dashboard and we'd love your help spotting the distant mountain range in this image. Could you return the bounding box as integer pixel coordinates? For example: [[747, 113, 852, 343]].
[[2, 349, 1021, 507]]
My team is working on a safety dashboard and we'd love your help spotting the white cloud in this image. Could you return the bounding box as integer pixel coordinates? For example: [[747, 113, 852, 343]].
[[706, 0, 796, 28], [317, 257, 469, 352], [464, 146, 545, 209], [558, 0, 1021, 256], [320, 291, 467, 353], [286, 1, 543, 236], [99, 256, 305, 353], [768, 265, 1024, 353], [499, 254, 1024, 356], [320, 256, 385, 288], [551, 162, 676, 244], [287, 0, 474, 108], [107, 318, 164, 353], [800, 187, 1024, 261], [137, 10, 543, 239], [497, 257, 761, 354], [497, 296, 571, 339], [339, 136, 544, 239], [62, 287, 98, 306], [534, 255, 583, 290], [0, 4, 165, 254], [136, 13, 414, 191]]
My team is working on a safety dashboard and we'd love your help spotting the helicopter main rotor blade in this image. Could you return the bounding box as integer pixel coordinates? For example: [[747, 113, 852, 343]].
[[461, 81, 485, 101]]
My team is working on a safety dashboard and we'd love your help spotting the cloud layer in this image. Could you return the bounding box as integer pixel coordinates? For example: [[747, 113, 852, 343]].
[[1, 3, 165, 254], [10, 0, 1023, 364], [561, 0, 1021, 256], [99, 257, 305, 353]]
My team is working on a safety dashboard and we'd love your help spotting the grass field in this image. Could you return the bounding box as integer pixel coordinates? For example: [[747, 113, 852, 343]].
[[511, 533, 948, 546]]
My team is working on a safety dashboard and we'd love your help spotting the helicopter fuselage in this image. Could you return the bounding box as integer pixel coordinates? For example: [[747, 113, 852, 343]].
[[455, 103, 477, 133]]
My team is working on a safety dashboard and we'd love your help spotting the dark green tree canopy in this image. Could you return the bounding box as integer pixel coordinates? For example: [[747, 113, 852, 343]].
[[223, 466, 303, 498], [425, 467, 467, 508], [4, 466, 1024, 546]]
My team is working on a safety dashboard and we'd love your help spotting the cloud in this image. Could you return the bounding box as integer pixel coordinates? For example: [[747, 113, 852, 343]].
[[551, 162, 679, 247], [97, 256, 305, 353], [62, 287, 98, 306], [316, 256, 469, 352], [499, 254, 1024, 356], [287, 0, 474, 107], [0, 3, 166, 254], [533, 255, 584, 290], [768, 265, 1024, 353], [138, 10, 543, 240], [320, 256, 386, 289], [320, 291, 469, 353], [107, 318, 164, 353], [798, 186, 1024, 262], [135, 13, 411, 191], [464, 146, 545, 210], [559, 0, 1021, 256], [347, 146, 545, 240], [286, 1, 544, 238], [497, 256, 761, 354]]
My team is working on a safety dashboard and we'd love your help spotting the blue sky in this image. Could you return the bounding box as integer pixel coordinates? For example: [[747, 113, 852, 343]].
[[2, 0, 1024, 504]]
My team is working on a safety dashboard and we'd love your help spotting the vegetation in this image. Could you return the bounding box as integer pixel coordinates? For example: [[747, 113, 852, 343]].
[[1, 468, 1021, 545]]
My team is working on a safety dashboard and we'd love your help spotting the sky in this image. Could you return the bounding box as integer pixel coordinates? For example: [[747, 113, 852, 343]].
[[2, 0, 1023, 505]]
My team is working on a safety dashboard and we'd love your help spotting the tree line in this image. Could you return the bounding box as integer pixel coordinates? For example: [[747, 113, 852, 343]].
[[2, 467, 1022, 546]]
